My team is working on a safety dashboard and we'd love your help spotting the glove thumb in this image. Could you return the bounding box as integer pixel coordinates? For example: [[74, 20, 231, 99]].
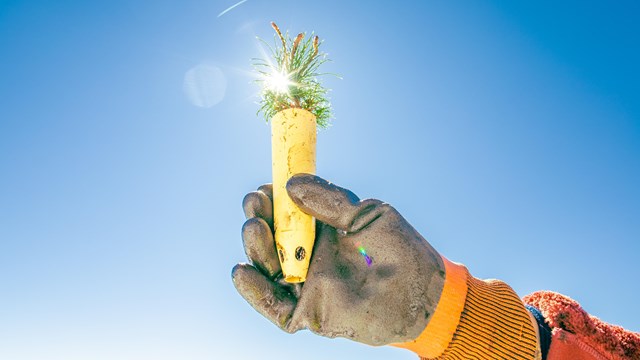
[[286, 174, 384, 233]]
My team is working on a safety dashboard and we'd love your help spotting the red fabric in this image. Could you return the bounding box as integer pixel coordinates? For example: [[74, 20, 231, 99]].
[[523, 291, 640, 360], [548, 329, 611, 360]]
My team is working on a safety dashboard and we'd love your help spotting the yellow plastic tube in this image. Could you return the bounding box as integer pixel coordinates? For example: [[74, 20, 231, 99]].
[[271, 108, 317, 283]]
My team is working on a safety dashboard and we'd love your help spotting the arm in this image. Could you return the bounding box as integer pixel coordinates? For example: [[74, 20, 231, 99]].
[[232, 174, 638, 359]]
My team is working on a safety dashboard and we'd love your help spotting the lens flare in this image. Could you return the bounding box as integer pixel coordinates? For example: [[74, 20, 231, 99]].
[[355, 242, 373, 267], [183, 64, 226, 108]]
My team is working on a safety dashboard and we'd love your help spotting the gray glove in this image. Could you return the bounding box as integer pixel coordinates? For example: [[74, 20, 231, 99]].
[[232, 174, 445, 346]]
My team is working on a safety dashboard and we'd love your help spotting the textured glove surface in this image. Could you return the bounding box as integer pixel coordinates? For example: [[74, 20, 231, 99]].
[[232, 174, 445, 345]]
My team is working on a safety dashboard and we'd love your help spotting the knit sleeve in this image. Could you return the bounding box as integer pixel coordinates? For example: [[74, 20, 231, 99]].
[[393, 257, 541, 360], [523, 291, 640, 360]]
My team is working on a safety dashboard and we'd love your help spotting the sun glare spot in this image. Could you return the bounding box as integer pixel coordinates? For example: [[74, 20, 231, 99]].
[[265, 70, 292, 94]]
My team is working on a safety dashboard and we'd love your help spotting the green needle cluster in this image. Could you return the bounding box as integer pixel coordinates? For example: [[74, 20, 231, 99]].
[[254, 22, 334, 128]]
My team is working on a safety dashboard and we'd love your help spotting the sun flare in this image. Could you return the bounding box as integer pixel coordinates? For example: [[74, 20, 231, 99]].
[[265, 70, 292, 94]]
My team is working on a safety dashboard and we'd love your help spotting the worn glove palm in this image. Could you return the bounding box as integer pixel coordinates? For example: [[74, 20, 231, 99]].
[[232, 174, 445, 346]]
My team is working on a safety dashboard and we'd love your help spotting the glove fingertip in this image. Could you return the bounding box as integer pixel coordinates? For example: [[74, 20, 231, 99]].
[[242, 217, 281, 278], [232, 263, 297, 330], [242, 191, 273, 224], [287, 174, 361, 229], [231, 263, 251, 284], [231, 263, 265, 303], [257, 184, 273, 201], [286, 173, 318, 197]]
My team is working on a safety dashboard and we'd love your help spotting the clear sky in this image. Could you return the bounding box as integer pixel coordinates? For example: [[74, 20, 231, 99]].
[[1, 1, 639, 359]]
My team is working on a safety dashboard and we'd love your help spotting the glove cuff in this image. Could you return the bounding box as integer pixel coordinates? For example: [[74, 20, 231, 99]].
[[392, 257, 469, 358], [393, 257, 541, 359]]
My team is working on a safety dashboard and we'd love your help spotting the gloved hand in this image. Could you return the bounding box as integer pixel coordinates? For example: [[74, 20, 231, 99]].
[[232, 174, 445, 346]]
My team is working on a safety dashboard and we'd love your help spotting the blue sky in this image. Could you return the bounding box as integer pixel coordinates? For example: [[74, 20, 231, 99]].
[[1, 1, 639, 359]]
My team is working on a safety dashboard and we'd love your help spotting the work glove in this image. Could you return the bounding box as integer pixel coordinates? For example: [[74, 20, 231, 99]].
[[232, 174, 445, 346]]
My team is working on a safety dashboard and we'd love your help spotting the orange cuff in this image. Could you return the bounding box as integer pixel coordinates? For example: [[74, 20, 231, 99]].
[[392, 257, 469, 358], [392, 257, 541, 359]]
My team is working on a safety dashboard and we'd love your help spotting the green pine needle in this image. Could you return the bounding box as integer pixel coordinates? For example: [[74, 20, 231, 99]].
[[254, 22, 335, 128]]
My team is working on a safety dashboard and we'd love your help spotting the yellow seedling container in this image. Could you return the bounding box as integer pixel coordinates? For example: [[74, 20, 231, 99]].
[[271, 108, 317, 283]]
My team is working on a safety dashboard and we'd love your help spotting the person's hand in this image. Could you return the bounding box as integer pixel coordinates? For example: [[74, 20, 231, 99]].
[[232, 174, 445, 345]]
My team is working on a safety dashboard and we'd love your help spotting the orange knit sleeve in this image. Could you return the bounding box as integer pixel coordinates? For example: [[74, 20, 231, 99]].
[[393, 257, 541, 360]]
